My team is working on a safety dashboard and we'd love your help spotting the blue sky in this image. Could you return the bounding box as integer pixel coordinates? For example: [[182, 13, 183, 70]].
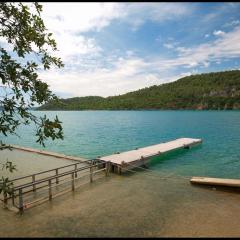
[[7, 2, 240, 98]]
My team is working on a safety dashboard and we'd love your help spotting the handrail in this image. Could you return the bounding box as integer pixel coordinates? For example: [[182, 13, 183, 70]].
[[2, 159, 111, 213], [10, 160, 92, 183], [13, 162, 105, 191]]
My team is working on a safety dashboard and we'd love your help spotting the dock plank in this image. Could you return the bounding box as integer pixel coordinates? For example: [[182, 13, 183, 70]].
[[99, 138, 202, 166]]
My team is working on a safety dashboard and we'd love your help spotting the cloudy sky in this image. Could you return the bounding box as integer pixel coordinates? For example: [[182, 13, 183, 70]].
[[37, 2, 240, 97]]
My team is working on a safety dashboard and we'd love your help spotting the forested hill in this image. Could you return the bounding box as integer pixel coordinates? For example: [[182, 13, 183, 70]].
[[38, 70, 240, 110]]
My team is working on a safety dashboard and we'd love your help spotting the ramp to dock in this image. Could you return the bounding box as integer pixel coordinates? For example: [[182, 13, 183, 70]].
[[98, 138, 202, 171]]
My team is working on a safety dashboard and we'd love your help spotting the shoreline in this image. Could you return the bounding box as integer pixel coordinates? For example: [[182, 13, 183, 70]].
[[9, 144, 87, 163]]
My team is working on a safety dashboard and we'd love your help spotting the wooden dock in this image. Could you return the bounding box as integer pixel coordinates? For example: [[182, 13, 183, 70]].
[[191, 176, 240, 187], [98, 138, 202, 173]]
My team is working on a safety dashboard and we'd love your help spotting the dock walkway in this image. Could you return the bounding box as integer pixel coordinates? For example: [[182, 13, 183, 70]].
[[98, 138, 202, 173]]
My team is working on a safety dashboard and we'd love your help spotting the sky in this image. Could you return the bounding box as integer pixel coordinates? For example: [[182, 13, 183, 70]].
[[6, 2, 240, 98]]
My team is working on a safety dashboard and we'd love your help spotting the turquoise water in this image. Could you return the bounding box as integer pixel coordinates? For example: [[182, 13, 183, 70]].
[[1, 110, 240, 178]]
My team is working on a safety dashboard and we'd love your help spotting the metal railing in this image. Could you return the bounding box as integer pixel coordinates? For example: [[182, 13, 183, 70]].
[[2, 160, 111, 213]]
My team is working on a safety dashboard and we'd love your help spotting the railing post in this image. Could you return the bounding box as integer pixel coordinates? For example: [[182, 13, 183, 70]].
[[3, 192, 8, 207], [105, 162, 108, 177], [32, 174, 36, 192], [11, 189, 15, 206], [117, 165, 122, 175], [105, 162, 110, 177], [48, 179, 52, 201], [109, 162, 112, 175], [75, 164, 78, 178], [90, 164, 93, 183], [71, 172, 75, 191], [19, 188, 24, 213], [56, 169, 59, 184]]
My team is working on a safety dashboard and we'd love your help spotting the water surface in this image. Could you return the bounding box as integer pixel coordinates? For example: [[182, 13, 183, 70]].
[[1, 110, 240, 237], [1, 110, 240, 178]]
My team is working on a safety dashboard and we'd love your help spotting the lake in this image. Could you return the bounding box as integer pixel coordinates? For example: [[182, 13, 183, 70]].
[[2, 110, 240, 237], [1, 110, 240, 179]]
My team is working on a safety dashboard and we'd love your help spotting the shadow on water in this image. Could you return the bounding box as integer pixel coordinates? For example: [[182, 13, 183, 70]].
[[119, 144, 204, 179], [191, 182, 240, 194], [147, 144, 203, 168]]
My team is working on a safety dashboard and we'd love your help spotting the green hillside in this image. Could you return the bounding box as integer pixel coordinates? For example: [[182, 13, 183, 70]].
[[38, 70, 240, 110]]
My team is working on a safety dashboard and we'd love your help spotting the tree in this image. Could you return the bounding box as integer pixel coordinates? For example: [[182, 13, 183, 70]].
[[0, 2, 64, 195]]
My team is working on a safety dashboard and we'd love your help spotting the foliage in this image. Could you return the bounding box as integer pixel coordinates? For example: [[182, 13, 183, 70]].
[[0, 3, 64, 195], [39, 70, 240, 111]]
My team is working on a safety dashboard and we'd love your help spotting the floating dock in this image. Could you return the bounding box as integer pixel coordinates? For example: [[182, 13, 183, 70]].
[[190, 176, 240, 188], [98, 138, 202, 173], [1, 138, 202, 212]]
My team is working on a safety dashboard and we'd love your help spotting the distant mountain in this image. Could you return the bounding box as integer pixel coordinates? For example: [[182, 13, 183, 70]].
[[38, 70, 240, 110]]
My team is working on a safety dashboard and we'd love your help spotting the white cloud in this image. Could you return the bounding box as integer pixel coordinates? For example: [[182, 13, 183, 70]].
[[202, 13, 219, 23], [231, 20, 240, 25], [39, 26, 240, 97], [176, 47, 189, 54], [35, 2, 196, 97], [163, 43, 174, 49], [39, 57, 156, 97], [41, 3, 125, 34], [126, 50, 135, 57], [213, 30, 225, 36], [40, 53, 196, 97], [122, 3, 193, 30], [174, 26, 240, 67], [33, 3, 240, 98], [202, 61, 210, 68], [40, 3, 192, 63], [163, 40, 180, 50], [53, 34, 102, 61], [40, 55, 201, 97], [41, 3, 112, 62], [202, 3, 239, 23], [224, 19, 240, 27], [41, 3, 193, 34]]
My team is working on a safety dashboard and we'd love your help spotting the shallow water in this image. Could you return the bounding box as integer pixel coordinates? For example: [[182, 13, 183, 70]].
[[1, 110, 240, 178], [0, 149, 77, 179], [1, 171, 240, 237]]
